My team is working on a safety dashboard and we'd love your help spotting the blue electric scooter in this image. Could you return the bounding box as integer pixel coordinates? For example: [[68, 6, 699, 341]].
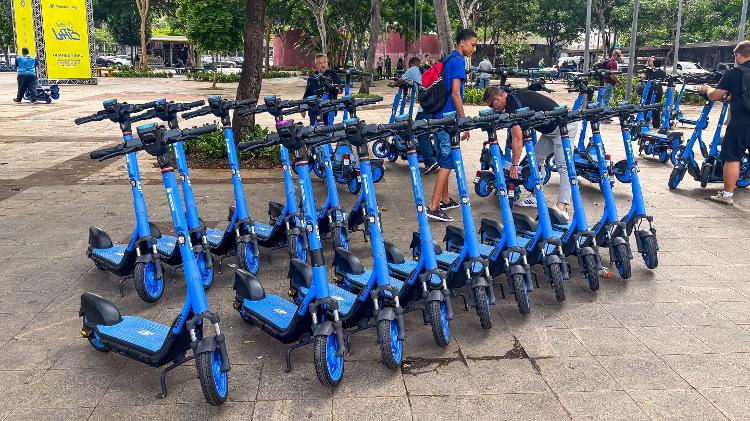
[[636, 74, 684, 163], [233, 120, 347, 388], [139, 99, 215, 287], [184, 96, 307, 272], [76, 99, 170, 303], [371, 79, 420, 163], [80, 122, 230, 405]]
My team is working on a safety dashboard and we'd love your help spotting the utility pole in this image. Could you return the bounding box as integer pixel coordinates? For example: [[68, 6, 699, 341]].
[[583, 0, 592, 71], [740, 0, 748, 41], [673, 0, 683, 73], [414, 0, 417, 55], [419, 5, 423, 55], [626, 0, 639, 102]]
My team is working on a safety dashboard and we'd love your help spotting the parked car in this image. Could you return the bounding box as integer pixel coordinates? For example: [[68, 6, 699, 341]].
[[674, 61, 712, 83]]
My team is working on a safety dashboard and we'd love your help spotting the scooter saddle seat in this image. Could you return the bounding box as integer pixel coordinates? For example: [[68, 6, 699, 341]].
[[90, 244, 128, 265], [409, 232, 444, 255], [243, 294, 298, 331], [88, 227, 113, 249], [253, 222, 274, 240], [512, 212, 538, 233], [268, 201, 284, 220], [80, 292, 122, 325], [205, 228, 224, 248], [480, 219, 504, 243], [96, 316, 170, 353]]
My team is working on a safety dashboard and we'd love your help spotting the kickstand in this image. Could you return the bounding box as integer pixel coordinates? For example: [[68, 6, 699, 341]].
[[285, 338, 312, 373], [345, 320, 374, 354], [158, 355, 195, 399], [118, 276, 132, 298], [451, 291, 470, 311]]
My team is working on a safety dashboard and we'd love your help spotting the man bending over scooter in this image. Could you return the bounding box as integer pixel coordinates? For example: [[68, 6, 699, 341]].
[[482, 86, 576, 219], [701, 40, 750, 205]]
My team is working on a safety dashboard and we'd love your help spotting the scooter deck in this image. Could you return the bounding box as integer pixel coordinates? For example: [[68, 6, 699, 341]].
[[205, 228, 224, 248], [242, 294, 298, 331], [387, 259, 420, 280], [253, 222, 275, 241], [156, 236, 179, 257], [96, 316, 169, 353], [91, 244, 128, 265], [340, 270, 404, 295], [298, 283, 357, 315]]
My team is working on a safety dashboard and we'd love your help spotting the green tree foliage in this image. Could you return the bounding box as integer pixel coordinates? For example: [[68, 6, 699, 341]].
[[177, 0, 244, 87], [524, 0, 587, 62], [94, 0, 150, 47]]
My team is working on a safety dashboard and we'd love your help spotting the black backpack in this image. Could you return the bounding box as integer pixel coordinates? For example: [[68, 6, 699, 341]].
[[593, 60, 607, 70], [736, 66, 750, 113], [418, 52, 461, 114]]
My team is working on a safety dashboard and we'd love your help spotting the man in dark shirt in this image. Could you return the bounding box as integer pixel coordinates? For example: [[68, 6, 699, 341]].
[[701, 41, 750, 204], [483, 86, 576, 217], [385, 56, 392, 79], [302, 53, 341, 124], [602, 50, 622, 115]]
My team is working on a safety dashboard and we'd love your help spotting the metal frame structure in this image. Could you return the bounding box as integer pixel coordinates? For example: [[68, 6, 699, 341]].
[[24, 0, 97, 85]]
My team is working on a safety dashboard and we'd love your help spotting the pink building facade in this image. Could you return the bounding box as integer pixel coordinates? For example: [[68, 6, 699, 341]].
[[271, 30, 442, 67]]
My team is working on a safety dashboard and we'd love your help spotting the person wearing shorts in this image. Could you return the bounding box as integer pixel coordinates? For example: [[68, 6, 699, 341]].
[[426, 29, 478, 222], [701, 40, 750, 205]]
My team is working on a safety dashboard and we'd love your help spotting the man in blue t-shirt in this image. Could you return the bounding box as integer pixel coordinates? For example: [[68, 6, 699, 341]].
[[14, 47, 38, 103], [426, 29, 477, 222]]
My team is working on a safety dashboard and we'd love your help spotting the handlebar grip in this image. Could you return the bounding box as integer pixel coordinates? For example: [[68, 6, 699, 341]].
[[74, 112, 106, 125], [581, 106, 604, 116], [380, 120, 410, 131], [183, 100, 206, 109], [130, 109, 157, 122], [181, 106, 212, 119], [231, 98, 259, 109], [476, 113, 499, 123], [131, 101, 158, 112], [89, 144, 123, 160], [362, 96, 383, 104], [511, 109, 535, 120], [238, 138, 272, 152], [316, 123, 345, 134], [181, 124, 218, 138], [426, 116, 456, 127]]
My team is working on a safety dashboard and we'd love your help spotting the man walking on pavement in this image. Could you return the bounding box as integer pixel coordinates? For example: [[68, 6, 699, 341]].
[[13, 47, 37, 103], [477, 56, 492, 89]]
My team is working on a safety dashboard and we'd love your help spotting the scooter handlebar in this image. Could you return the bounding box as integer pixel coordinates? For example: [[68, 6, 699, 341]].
[[237, 136, 276, 152], [74, 111, 108, 125], [181, 106, 212, 119], [89, 143, 126, 160], [179, 123, 219, 138], [130, 109, 158, 123], [315, 123, 346, 134]]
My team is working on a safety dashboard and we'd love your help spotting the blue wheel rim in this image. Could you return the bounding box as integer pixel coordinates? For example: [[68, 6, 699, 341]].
[[373, 167, 384, 183], [440, 302, 450, 341], [295, 235, 307, 261], [211, 349, 228, 398], [144, 261, 163, 300], [479, 179, 492, 196], [390, 319, 403, 364], [326, 333, 344, 381], [338, 228, 349, 250], [372, 140, 387, 158], [348, 178, 358, 194], [659, 150, 668, 162], [197, 251, 214, 288], [671, 147, 684, 166], [245, 242, 259, 275], [670, 169, 685, 188], [737, 178, 750, 188], [90, 332, 107, 351]]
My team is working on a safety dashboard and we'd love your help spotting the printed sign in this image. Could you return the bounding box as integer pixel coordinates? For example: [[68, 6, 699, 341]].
[[12, 0, 36, 55], [41, 0, 92, 79]]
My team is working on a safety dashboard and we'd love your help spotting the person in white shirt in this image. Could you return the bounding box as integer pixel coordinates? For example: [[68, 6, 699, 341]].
[[477, 57, 492, 89]]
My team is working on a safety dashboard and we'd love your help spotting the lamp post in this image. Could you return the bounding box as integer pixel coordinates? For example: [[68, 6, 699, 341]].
[[625, 0, 639, 101]]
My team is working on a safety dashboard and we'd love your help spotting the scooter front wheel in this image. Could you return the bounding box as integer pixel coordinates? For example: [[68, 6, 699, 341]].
[[700, 165, 712, 188], [582, 254, 600, 291], [473, 285, 492, 329], [197, 251, 214, 289], [237, 241, 259, 275], [668, 167, 686, 190], [670, 146, 685, 166], [371, 139, 390, 159], [512, 274, 531, 315], [474, 176, 494, 197], [134, 261, 164, 303], [613, 243, 632, 279], [287, 234, 307, 262], [549, 263, 566, 302], [372, 166, 385, 183], [658, 149, 669, 163], [428, 300, 450, 346], [377, 318, 404, 369], [331, 226, 349, 251], [641, 236, 659, 270], [195, 348, 228, 406], [314, 332, 345, 387], [347, 178, 361, 195]]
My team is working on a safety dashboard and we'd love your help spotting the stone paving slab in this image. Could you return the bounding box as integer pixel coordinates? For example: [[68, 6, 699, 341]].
[[1, 73, 750, 419]]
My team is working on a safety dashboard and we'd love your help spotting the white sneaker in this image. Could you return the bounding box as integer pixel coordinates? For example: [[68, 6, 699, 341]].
[[517, 195, 537, 207]]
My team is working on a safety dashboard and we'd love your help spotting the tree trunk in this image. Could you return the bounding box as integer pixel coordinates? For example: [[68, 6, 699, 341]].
[[359, 0, 383, 94], [234, 0, 266, 140], [212, 52, 218, 89], [315, 13, 327, 57], [135, 0, 149, 71], [434, 0, 452, 55]]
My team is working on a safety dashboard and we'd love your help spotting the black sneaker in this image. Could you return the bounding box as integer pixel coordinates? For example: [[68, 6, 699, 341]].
[[426, 208, 454, 222], [440, 198, 460, 210], [422, 162, 439, 175], [12, 98, 20, 103]]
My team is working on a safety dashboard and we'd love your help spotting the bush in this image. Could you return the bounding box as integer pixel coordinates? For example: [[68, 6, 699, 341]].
[[187, 124, 279, 165], [262, 70, 292, 79], [186, 70, 292, 82], [268, 65, 310, 72], [463, 87, 486, 106], [354, 92, 381, 99], [112, 69, 173, 78]]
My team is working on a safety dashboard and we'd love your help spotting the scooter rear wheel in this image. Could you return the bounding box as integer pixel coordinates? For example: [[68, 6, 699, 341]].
[[87, 331, 109, 352], [641, 235, 659, 270], [371, 139, 390, 159], [512, 274, 530, 315], [134, 261, 164, 303], [582, 254, 600, 292], [237, 241, 260, 275], [347, 178, 361, 195], [378, 318, 404, 369], [549, 264, 566, 302], [473, 285, 492, 329], [196, 348, 228, 406], [428, 300, 451, 346], [613, 243, 632, 279], [314, 332, 345, 387], [700, 164, 712, 188], [659, 149, 669, 163], [474, 176, 493, 197]]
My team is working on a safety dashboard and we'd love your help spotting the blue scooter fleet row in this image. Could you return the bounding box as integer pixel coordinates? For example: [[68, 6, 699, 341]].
[[77, 87, 662, 403]]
